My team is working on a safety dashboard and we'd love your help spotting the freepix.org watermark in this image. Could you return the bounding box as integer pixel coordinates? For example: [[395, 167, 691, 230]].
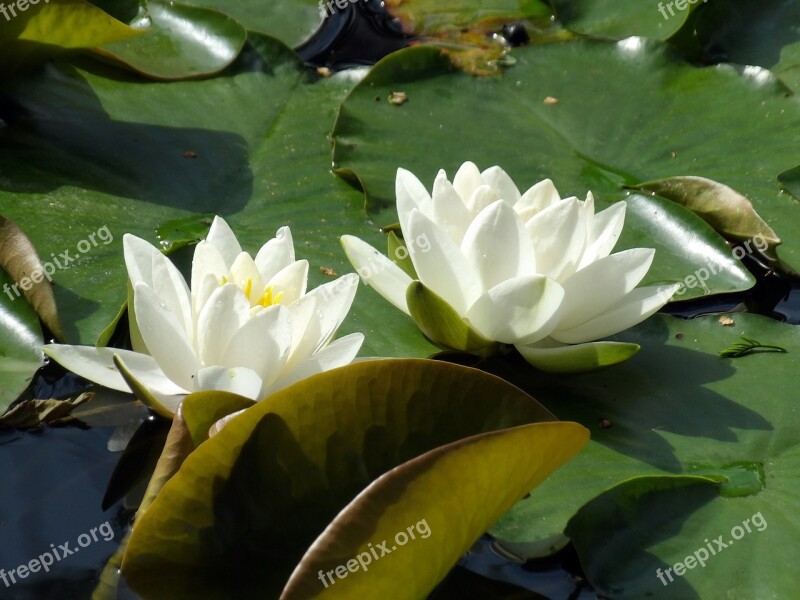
[[3, 225, 113, 301], [657, 0, 708, 21], [317, 0, 366, 19], [0, 521, 115, 588], [318, 518, 431, 588], [672, 233, 769, 297], [1, 0, 49, 22], [655, 511, 767, 586]]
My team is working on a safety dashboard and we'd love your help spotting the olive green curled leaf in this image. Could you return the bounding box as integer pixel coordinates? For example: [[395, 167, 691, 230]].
[[0, 0, 142, 75], [0, 215, 64, 340], [626, 176, 780, 246], [92, 0, 247, 80], [0, 392, 92, 428], [516, 341, 641, 374], [406, 281, 494, 352], [281, 421, 588, 600], [121, 359, 565, 599], [0, 267, 45, 413]]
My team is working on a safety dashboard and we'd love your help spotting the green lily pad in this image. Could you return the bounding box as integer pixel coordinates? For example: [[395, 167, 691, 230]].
[[180, 0, 324, 48], [551, 0, 694, 40], [482, 312, 799, 598], [0, 267, 45, 412], [0, 33, 436, 359], [93, 0, 247, 80], [331, 40, 800, 277], [121, 359, 584, 598]]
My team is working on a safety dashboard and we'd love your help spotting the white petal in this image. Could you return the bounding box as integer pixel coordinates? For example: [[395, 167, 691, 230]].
[[557, 248, 655, 330], [341, 235, 411, 314], [298, 273, 360, 356], [263, 333, 364, 398], [206, 216, 243, 267], [42, 345, 187, 395], [124, 234, 192, 339], [222, 304, 291, 389], [515, 179, 562, 222], [196, 283, 250, 367], [578, 198, 626, 269], [254, 226, 295, 283], [461, 200, 536, 290], [134, 283, 200, 391], [465, 184, 499, 215], [266, 260, 309, 305], [195, 366, 263, 400], [452, 161, 483, 201], [191, 241, 228, 315], [285, 293, 319, 359], [431, 170, 472, 245], [465, 275, 565, 344], [396, 168, 432, 233], [407, 209, 482, 314], [481, 166, 520, 204], [525, 197, 584, 281], [552, 284, 680, 344]]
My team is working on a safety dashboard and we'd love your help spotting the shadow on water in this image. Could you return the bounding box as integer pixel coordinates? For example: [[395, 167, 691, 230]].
[[0, 426, 127, 600]]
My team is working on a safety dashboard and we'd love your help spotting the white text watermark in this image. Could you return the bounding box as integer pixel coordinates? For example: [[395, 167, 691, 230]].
[[318, 518, 431, 587], [3, 225, 113, 301], [655, 511, 766, 586], [1, 521, 115, 588]]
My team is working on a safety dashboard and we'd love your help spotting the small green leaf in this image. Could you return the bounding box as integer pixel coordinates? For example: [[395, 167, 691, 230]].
[[406, 281, 494, 352], [517, 341, 640, 373], [626, 176, 780, 245], [155, 213, 214, 253], [387, 231, 417, 278]]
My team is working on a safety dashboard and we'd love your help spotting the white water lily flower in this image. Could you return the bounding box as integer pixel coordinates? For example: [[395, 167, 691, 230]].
[[44, 217, 363, 414], [342, 162, 679, 372]]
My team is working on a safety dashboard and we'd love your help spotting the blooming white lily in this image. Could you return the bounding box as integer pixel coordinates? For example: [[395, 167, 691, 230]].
[[44, 217, 363, 414], [342, 162, 678, 372]]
